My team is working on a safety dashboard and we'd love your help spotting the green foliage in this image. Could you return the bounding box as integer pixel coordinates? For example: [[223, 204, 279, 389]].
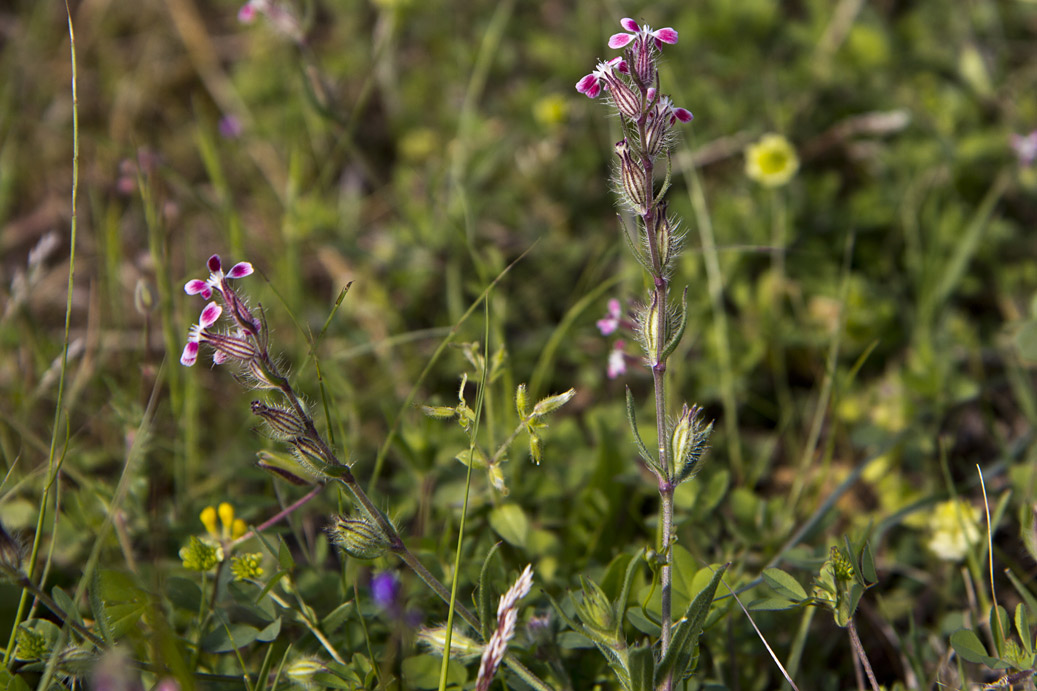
[[2, 0, 1037, 688]]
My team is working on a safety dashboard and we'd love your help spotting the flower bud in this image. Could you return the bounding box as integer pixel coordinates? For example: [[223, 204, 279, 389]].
[[615, 139, 648, 215], [418, 626, 483, 660], [573, 577, 617, 638], [179, 536, 223, 571], [531, 388, 576, 416], [630, 36, 656, 86], [285, 657, 327, 685], [231, 552, 264, 580], [515, 383, 528, 417], [638, 295, 661, 365], [256, 450, 323, 485], [829, 546, 855, 581], [251, 401, 307, 438], [670, 403, 712, 484], [599, 64, 642, 120], [202, 329, 258, 364], [133, 279, 154, 315], [328, 515, 391, 560]]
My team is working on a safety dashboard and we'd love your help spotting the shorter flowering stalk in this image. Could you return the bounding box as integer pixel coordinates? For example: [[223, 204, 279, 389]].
[[178, 253, 554, 691]]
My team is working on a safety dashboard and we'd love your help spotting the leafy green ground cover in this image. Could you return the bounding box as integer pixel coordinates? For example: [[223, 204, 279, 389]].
[[2, 0, 1037, 689]]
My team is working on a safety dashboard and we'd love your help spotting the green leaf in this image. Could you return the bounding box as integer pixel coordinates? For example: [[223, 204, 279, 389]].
[[278, 540, 295, 572], [478, 543, 504, 639], [321, 601, 354, 635], [762, 568, 808, 602], [89, 570, 113, 644], [748, 597, 800, 611], [311, 670, 364, 690], [165, 576, 202, 612], [1006, 569, 1037, 632], [615, 550, 644, 624], [1017, 603, 1033, 657], [1016, 321, 1037, 361], [489, 504, 529, 549], [200, 621, 261, 653], [96, 570, 149, 639], [860, 541, 877, 584], [628, 645, 656, 691], [991, 604, 1012, 657], [657, 563, 728, 683], [51, 586, 83, 627], [670, 544, 699, 614], [256, 617, 281, 642], [400, 655, 466, 690], [0, 670, 31, 691], [950, 628, 1006, 668], [625, 387, 661, 476]]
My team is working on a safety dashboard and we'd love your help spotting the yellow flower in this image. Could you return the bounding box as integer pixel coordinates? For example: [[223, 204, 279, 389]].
[[230, 553, 264, 581], [180, 536, 223, 571], [200, 506, 218, 538], [927, 499, 982, 562], [533, 94, 569, 129], [746, 133, 799, 187]]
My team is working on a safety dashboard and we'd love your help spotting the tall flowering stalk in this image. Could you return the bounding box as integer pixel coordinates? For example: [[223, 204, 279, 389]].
[[578, 18, 713, 687], [178, 255, 552, 691]]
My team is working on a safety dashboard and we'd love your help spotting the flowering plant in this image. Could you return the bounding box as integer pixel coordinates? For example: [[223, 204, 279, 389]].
[[573, 17, 722, 691]]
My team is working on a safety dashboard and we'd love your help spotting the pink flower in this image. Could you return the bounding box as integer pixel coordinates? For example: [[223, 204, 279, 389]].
[[597, 298, 622, 335], [180, 302, 223, 367], [185, 254, 254, 301], [238, 2, 258, 23], [1011, 131, 1037, 166], [575, 57, 628, 99], [607, 340, 628, 379], [608, 18, 678, 50]]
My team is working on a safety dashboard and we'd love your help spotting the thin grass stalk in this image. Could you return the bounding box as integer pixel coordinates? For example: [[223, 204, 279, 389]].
[[437, 304, 491, 691], [2, 5, 79, 671]]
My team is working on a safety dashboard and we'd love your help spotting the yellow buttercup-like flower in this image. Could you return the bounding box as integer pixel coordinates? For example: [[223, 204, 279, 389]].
[[746, 133, 799, 187], [927, 499, 981, 562]]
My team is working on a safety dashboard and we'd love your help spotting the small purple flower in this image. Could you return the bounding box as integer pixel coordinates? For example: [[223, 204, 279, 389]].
[[185, 254, 254, 301], [597, 298, 622, 336], [219, 115, 243, 139], [608, 18, 678, 50], [1011, 131, 1037, 166], [608, 339, 628, 379], [576, 57, 628, 100], [181, 302, 223, 367], [371, 571, 401, 612]]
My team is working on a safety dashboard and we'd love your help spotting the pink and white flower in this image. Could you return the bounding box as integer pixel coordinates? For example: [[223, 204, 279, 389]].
[[185, 254, 254, 301], [607, 18, 678, 50], [597, 298, 623, 336], [576, 57, 629, 100], [607, 340, 628, 379], [1011, 130, 1037, 167], [181, 302, 223, 367]]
